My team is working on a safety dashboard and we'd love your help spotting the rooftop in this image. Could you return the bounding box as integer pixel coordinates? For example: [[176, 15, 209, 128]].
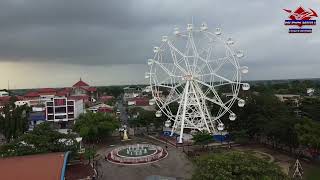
[[0, 152, 68, 180], [72, 78, 90, 87]]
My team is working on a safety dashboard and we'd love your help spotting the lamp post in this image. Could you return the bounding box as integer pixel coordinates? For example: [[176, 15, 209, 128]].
[[217, 123, 224, 145], [164, 120, 171, 150]]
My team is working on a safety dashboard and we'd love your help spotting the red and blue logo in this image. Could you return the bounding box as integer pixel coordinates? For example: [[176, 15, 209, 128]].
[[283, 6, 318, 33]]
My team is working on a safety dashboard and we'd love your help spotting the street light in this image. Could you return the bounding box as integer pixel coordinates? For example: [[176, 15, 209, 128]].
[[164, 120, 171, 149]]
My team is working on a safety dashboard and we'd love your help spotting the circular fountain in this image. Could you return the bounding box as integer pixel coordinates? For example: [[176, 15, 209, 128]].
[[106, 144, 168, 165]]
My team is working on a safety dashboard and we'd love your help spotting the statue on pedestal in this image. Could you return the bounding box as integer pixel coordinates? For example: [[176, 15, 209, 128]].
[[123, 129, 129, 141]]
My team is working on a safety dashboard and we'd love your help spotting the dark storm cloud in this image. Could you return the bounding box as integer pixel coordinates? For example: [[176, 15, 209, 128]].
[[0, 0, 319, 70]]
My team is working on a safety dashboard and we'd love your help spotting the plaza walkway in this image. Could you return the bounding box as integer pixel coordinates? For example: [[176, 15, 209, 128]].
[[96, 137, 193, 180]]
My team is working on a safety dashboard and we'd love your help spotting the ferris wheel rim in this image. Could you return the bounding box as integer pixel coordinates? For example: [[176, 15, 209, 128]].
[[147, 24, 248, 133]]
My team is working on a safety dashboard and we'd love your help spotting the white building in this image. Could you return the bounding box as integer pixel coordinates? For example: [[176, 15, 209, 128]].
[[123, 87, 141, 101], [45, 97, 84, 129], [15, 100, 30, 107], [0, 91, 9, 97], [87, 103, 113, 113]]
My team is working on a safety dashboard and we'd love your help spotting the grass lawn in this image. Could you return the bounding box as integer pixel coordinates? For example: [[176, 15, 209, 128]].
[[304, 164, 320, 180]]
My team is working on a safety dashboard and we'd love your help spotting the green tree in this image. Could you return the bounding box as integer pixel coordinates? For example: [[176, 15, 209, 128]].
[[192, 151, 288, 180], [73, 112, 120, 143], [84, 146, 97, 165], [300, 97, 320, 121], [97, 86, 123, 98], [0, 123, 78, 157], [295, 118, 320, 159], [192, 131, 213, 149], [0, 97, 31, 142], [128, 107, 165, 133], [225, 93, 299, 151]]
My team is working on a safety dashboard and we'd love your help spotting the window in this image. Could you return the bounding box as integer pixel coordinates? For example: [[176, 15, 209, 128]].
[[47, 107, 53, 114], [46, 102, 53, 106], [54, 99, 66, 106], [68, 114, 74, 119], [47, 115, 54, 120], [55, 107, 66, 113], [67, 106, 74, 112], [67, 101, 74, 105], [55, 115, 67, 119]]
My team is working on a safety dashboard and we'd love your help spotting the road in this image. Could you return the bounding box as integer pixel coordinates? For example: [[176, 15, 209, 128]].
[[116, 98, 128, 126]]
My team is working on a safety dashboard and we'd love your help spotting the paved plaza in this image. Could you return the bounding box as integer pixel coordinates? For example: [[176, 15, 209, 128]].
[[96, 137, 193, 180]]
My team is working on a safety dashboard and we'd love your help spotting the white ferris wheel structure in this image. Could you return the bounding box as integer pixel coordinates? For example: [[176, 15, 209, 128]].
[[146, 23, 250, 143]]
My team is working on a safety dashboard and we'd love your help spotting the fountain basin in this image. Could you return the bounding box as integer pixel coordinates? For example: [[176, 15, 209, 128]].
[[106, 144, 168, 165]]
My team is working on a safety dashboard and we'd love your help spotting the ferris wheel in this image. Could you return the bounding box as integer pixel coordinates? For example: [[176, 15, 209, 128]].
[[146, 23, 250, 143]]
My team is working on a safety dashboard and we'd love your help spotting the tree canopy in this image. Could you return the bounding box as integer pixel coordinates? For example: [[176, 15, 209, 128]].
[[128, 107, 165, 132], [192, 151, 288, 180], [224, 93, 299, 151], [97, 86, 123, 98], [0, 123, 78, 157], [73, 112, 120, 142], [192, 131, 213, 147], [0, 97, 31, 142], [295, 118, 320, 158]]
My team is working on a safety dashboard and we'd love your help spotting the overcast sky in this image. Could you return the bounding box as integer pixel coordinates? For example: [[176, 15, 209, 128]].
[[0, 0, 319, 89]]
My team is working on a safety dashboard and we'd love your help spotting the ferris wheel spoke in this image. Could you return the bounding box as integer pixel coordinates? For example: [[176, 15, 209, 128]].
[[159, 82, 184, 106], [212, 58, 229, 73], [213, 82, 236, 88], [189, 33, 200, 74], [156, 83, 174, 89], [196, 56, 228, 75], [153, 61, 183, 78], [194, 79, 228, 109], [203, 96, 232, 114], [167, 41, 188, 74], [212, 73, 235, 84]]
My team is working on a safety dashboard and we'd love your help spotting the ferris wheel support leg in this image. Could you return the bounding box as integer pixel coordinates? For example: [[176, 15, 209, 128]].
[[193, 81, 216, 132], [171, 92, 184, 136], [189, 81, 211, 133], [170, 122, 176, 136], [178, 80, 190, 144]]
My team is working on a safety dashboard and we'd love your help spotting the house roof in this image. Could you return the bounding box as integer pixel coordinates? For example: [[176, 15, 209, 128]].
[[65, 163, 95, 180], [100, 95, 114, 101], [69, 95, 89, 101], [0, 96, 11, 102], [72, 79, 89, 87], [130, 97, 150, 106], [56, 88, 73, 97], [38, 88, 56, 93], [25, 91, 40, 97], [88, 103, 113, 110], [0, 152, 69, 180], [98, 107, 113, 113], [0, 96, 11, 106]]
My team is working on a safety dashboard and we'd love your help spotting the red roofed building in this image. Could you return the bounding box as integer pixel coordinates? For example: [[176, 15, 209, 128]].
[[23, 78, 97, 106], [0, 152, 67, 180], [0, 152, 95, 180], [24, 91, 40, 98], [100, 95, 114, 103], [38, 88, 56, 94], [70, 78, 97, 104], [87, 103, 113, 114], [72, 79, 89, 87], [56, 88, 72, 97], [128, 97, 150, 106]]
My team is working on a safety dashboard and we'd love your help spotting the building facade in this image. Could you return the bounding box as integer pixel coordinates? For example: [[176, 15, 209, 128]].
[[45, 97, 84, 129]]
